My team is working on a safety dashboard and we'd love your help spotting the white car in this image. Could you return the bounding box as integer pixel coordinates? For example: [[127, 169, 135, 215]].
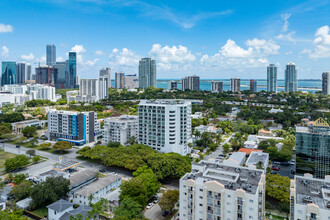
[[146, 203, 153, 209]]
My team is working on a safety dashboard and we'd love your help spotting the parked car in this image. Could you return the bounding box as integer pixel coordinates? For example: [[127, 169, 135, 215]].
[[146, 203, 153, 209], [291, 169, 296, 174], [272, 166, 280, 171], [281, 162, 290, 165], [162, 210, 170, 216], [153, 198, 159, 203], [273, 161, 281, 164], [16, 145, 20, 148], [288, 161, 295, 165], [99, 169, 106, 173]]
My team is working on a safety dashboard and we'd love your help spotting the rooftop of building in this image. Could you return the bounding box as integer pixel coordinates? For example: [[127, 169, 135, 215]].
[[238, 148, 262, 155], [59, 205, 92, 220], [76, 174, 121, 197], [139, 99, 191, 106], [104, 115, 138, 122], [53, 160, 80, 171], [48, 109, 94, 115], [11, 119, 47, 126], [294, 174, 330, 210], [245, 151, 269, 166], [70, 169, 96, 188], [47, 199, 74, 212], [182, 160, 264, 195], [39, 169, 64, 177]]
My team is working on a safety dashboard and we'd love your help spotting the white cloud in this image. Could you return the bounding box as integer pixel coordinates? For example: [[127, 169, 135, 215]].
[[57, 56, 65, 62], [1, 46, 9, 57], [300, 49, 311, 54], [85, 58, 99, 66], [284, 51, 293, 55], [309, 25, 330, 58], [109, 48, 141, 66], [0, 23, 13, 33], [95, 50, 106, 55], [220, 39, 254, 58], [276, 31, 296, 44], [149, 44, 196, 63], [245, 38, 280, 55], [36, 55, 46, 63], [21, 53, 35, 61], [71, 45, 86, 54], [281, 13, 291, 32]]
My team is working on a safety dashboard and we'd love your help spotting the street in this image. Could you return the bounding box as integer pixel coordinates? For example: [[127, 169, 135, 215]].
[[204, 134, 233, 161]]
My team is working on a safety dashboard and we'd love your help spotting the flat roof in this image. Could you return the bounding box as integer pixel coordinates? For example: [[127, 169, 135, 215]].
[[70, 169, 96, 187], [295, 175, 330, 210], [245, 151, 269, 166], [76, 174, 121, 197], [54, 160, 80, 171], [182, 160, 264, 195]]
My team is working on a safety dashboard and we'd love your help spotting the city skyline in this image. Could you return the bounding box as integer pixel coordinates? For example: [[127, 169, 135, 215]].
[[0, 0, 329, 79]]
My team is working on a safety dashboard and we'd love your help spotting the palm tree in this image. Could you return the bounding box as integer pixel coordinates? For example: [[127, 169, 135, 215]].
[[88, 193, 94, 205]]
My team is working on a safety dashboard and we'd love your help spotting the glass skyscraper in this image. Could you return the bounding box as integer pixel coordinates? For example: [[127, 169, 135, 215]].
[[66, 52, 77, 89], [267, 64, 277, 92], [138, 58, 156, 89], [46, 44, 56, 66], [16, 62, 31, 84], [1, 61, 16, 86], [285, 62, 297, 92], [296, 118, 330, 178]]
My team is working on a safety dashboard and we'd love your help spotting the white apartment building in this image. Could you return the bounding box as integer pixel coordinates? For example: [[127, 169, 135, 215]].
[[180, 160, 266, 220], [123, 74, 139, 89], [103, 115, 138, 145], [2, 84, 57, 102], [138, 99, 192, 155], [290, 174, 330, 220], [67, 78, 108, 103], [48, 110, 100, 145], [72, 174, 121, 206], [0, 93, 31, 107]]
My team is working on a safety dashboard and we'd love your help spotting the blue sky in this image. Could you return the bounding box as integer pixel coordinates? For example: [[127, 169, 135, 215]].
[[0, 0, 330, 79]]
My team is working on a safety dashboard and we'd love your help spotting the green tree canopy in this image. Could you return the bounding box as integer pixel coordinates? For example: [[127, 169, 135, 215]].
[[0, 125, 12, 138], [5, 155, 30, 172], [30, 176, 70, 209], [159, 190, 179, 211], [9, 180, 33, 201], [266, 174, 290, 203], [53, 141, 73, 152], [22, 126, 37, 138], [114, 197, 143, 219]]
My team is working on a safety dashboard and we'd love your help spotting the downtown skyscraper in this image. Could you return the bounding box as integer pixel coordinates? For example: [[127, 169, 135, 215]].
[[67, 52, 77, 89], [138, 58, 156, 89], [46, 44, 56, 66], [99, 68, 111, 88], [267, 64, 277, 93], [1, 61, 16, 86], [230, 77, 240, 93], [181, 75, 200, 91], [285, 62, 298, 92], [322, 71, 330, 95], [16, 62, 31, 84]]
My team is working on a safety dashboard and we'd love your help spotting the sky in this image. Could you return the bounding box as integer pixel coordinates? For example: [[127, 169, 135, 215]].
[[0, 0, 330, 79]]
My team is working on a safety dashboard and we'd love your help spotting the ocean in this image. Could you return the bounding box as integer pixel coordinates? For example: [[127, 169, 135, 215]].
[[111, 79, 322, 93]]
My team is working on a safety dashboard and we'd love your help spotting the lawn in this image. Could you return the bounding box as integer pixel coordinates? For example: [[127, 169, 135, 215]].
[[32, 207, 48, 217], [0, 149, 16, 169]]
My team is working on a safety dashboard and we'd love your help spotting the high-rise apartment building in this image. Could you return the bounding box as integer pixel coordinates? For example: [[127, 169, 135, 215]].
[[67, 52, 77, 89], [138, 58, 156, 89], [180, 160, 266, 220], [285, 62, 298, 92], [2, 84, 57, 102], [98, 75, 109, 100], [181, 75, 200, 91], [103, 115, 138, 145], [1, 61, 16, 86], [138, 100, 192, 155], [47, 110, 99, 145], [267, 64, 277, 93], [250, 79, 257, 93], [99, 68, 111, 87], [230, 77, 240, 93], [123, 74, 138, 89], [296, 118, 330, 178], [290, 173, 330, 220], [322, 71, 330, 95], [35, 65, 56, 85], [46, 44, 56, 66], [211, 81, 223, 93], [53, 61, 67, 89], [115, 72, 124, 89], [169, 81, 178, 90], [16, 63, 31, 84], [79, 79, 99, 99]]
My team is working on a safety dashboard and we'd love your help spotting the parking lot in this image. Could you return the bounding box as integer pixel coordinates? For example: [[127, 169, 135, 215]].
[[271, 159, 296, 179]]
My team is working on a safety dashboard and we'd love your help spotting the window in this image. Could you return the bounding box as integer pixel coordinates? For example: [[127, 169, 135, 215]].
[[249, 208, 253, 211], [199, 204, 203, 207], [227, 195, 231, 198], [227, 210, 231, 214], [199, 189, 203, 192], [199, 196, 203, 199], [298, 210, 302, 214], [249, 199, 253, 203]]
